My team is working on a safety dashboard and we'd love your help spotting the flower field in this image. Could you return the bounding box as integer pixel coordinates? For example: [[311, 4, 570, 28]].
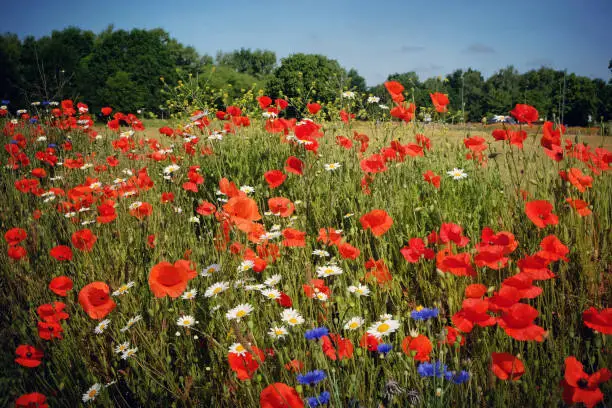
[[1, 84, 611, 407]]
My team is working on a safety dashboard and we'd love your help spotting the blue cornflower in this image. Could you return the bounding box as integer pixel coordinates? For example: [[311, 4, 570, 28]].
[[297, 370, 327, 386], [377, 343, 393, 354], [1, 100, 9, 105], [42, 101, 50, 106], [10, 140, 18, 145], [447, 370, 470, 384], [306, 391, 331, 407], [29, 118, 38, 124], [48, 144, 58, 149], [304, 327, 329, 340], [417, 361, 448, 378], [410, 307, 439, 321]]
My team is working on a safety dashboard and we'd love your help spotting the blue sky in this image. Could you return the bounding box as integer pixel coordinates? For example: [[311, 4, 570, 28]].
[[4, 0, 611, 86]]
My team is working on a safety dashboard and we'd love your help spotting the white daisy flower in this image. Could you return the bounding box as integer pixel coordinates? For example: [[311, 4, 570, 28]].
[[121, 168, 133, 176], [36, 136, 47, 142], [228, 342, 248, 356], [344, 213, 354, 219], [120, 315, 142, 332], [245, 284, 266, 291], [367, 96, 381, 104], [201, 263, 221, 277], [342, 91, 355, 99], [177, 315, 196, 327], [82, 383, 102, 403], [348, 284, 371, 297], [268, 326, 288, 339], [114, 341, 130, 354], [181, 289, 197, 300], [240, 185, 255, 194], [447, 168, 468, 180], [163, 164, 180, 175], [344, 317, 365, 330], [312, 249, 330, 257], [94, 319, 111, 334], [238, 260, 254, 272], [225, 304, 254, 321], [204, 281, 229, 298], [378, 104, 389, 110], [121, 347, 138, 360], [260, 288, 281, 300], [379, 313, 393, 320], [324, 163, 341, 171], [264, 274, 282, 286], [316, 264, 343, 278], [367, 319, 400, 339], [281, 308, 305, 326], [314, 291, 329, 301], [129, 201, 143, 211], [189, 216, 200, 224], [112, 281, 135, 296]]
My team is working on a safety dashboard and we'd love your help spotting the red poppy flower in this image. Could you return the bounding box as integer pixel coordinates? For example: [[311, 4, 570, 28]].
[[281, 228, 306, 247], [439, 223, 470, 247], [321, 334, 354, 360], [536, 235, 568, 262], [37, 321, 63, 340], [260, 383, 304, 408], [360, 154, 388, 174], [465, 283, 488, 298], [401, 334, 432, 362], [400, 238, 435, 263], [488, 286, 521, 312], [307, 102, 321, 115], [510, 104, 539, 124], [48, 276, 73, 297], [501, 273, 542, 299], [149, 260, 196, 298], [477, 228, 518, 255], [15, 345, 44, 368], [101, 107, 112, 116], [423, 170, 440, 188], [474, 245, 509, 270], [335, 242, 359, 260], [129, 202, 153, 219], [567, 168, 593, 192], [436, 250, 475, 277], [264, 170, 286, 189], [161, 192, 175, 203], [257, 96, 272, 109], [359, 333, 380, 351], [566, 198, 592, 216], [464, 136, 487, 152], [48, 245, 72, 262], [78, 282, 116, 319], [430, 92, 449, 113], [317, 228, 343, 246], [582, 307, 612, 334], [440, 326, 466, 347], [5, 227, 26, 246], [228, 346, 265, 381], [384, 81, 404, 95], [223, 195, 262, 232], [561, 356, 611, 408], [196, 201, 216, 216], [8, 246, 27, 260], [336, 135, 353, 149], [452, 298, 496, 333], [284, 156, 304, 175], [364, 258, 392, 284], [71, 229, 97, 251], [509, 130, 528, 148], [491, 352, 525, 381], [360, 209, 393, 237], [268, 197, 295, 217], [339, 109, 355, 123], [37, 302, 69, 322], [517, 255, 555, 280], [275, 98, 289, 110], [525, 200, 558, 228], [497, 303, 546, 342], [15, 393, 49, 408], [276, 292, 293, 308]]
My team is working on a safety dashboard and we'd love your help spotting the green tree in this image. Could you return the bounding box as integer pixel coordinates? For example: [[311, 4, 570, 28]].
[[216, 48, 276, 78], [98, 71, 146, 113], [485, 66, 521, 115], [446, 69, 486, 121]]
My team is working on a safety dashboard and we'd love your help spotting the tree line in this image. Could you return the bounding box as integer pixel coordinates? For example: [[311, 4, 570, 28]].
[[0, 26, 610, 126]]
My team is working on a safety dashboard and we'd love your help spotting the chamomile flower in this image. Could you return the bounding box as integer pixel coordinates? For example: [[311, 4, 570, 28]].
[[312, 249, 330, 257], [129, 201, 143, 211], [163, 164, 180, 176], [348, 284, 371, 297], [201, 263, 221, 277], [94, 319, 111, 334], [447, 168, 468, 180], [121, 347, 138, 360], [367, 96, 381, 104], [367, 319, 401, 339], [245, 284, 266, 291], [226, 304, 254, 321], [238, 260, 254, 272], [281, 308, 305, 326], [182, 289, 197, 300], [314, 291, 329, 301], [112, 281, 135, 296], [342, 91, 356, 99], [204, 281, 229, 298], [268, 325, 289, 339], [324, 163, 341, 171], [344, 317, 365, 330], [264, 274, 282, 286], [316, 264, 343, 278], [261, 288, 281, 300], [114, 341, 130, 354], [120, 315, 142, 332], [82, 383, 102, 403], [228, 342, 248, 356], [379, 313, 393, 320], [177, 315, 196, 327]]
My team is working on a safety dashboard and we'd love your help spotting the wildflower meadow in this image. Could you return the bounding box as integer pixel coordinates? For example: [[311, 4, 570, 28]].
[[1, 81, 611, 408]]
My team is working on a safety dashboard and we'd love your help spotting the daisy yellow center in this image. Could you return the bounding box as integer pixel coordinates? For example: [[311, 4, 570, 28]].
[[267, 293, 276, 298], [235, 345, 245, 353], [349, 322, 359, 329], [119, 285, 128, 291], [377, 323, 390, 333], [88, 390, 97, 398], [324, 268, 333, 275], [289, 318, 297, 324], [416, 306, 424, 311], [213, 287, 222, 294], [275, 329, 284, 335], [207, 268, 215, 273], [236, 310, 246, 317]]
